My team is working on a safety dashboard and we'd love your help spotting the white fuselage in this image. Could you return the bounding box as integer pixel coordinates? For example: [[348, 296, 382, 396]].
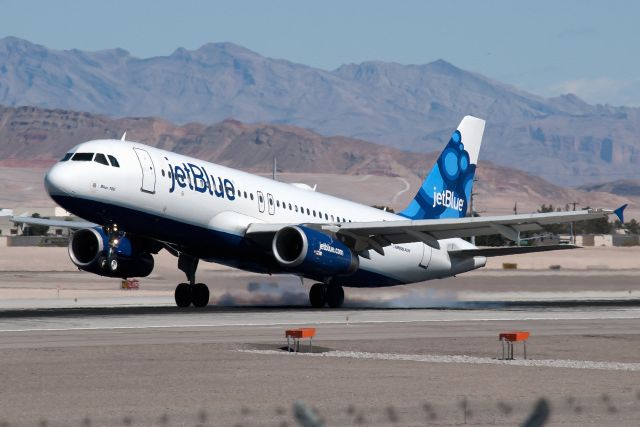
[[45, 139, 485, 287]]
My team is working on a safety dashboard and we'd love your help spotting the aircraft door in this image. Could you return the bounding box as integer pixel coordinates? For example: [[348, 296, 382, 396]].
[[257, 191, 266, 213], [133, 148, 156, 194], [267, 193, 275, 215], [419, 243, 432, 268]]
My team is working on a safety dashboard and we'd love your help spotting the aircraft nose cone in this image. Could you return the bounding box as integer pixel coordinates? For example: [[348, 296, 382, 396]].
[[44, 164, 69, 196]]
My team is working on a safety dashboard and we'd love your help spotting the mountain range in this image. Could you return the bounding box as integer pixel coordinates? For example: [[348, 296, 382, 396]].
[[1, 37, 639, 186]]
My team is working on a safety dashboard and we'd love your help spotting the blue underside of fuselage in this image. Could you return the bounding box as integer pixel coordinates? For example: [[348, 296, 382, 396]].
[[51, 195, 403, 288]]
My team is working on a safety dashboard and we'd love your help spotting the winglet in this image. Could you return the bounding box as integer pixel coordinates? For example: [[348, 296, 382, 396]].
[[614, 204, 627, 223], [121, 131, 127, 141]]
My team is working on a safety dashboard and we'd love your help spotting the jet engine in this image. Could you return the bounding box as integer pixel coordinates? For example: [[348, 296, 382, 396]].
[[68, 227, 154, 278], [272, 225, 358, 277]]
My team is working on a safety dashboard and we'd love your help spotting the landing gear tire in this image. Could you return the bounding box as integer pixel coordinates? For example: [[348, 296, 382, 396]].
[[326, 285, 345, 308], [309, 283, 327, 308], [192, 283, 210, 308], [108, 257, 118, 273], [175, 282, 192, 308]]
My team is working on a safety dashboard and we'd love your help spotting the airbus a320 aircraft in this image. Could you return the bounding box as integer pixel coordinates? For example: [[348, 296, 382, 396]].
[[13, 116, 625, 308]]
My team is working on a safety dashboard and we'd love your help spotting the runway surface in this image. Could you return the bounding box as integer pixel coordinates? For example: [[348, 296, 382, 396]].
[[1, 305, 639, 426], [1, 251, 639, 425]]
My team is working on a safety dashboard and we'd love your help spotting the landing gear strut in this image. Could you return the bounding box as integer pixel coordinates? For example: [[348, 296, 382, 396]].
[[174, 253, 210, 308], [309, 283, 344, 308], [101, 224, 124, 274]]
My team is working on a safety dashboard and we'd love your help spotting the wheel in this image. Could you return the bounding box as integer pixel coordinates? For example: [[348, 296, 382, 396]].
[[192, 283, 210, 308], [109, 257, 118, 273], [97, 255, 108, 270], [326, 285, 344, 308], [174, 282, 192, 307], [309, 283, 327, 308]]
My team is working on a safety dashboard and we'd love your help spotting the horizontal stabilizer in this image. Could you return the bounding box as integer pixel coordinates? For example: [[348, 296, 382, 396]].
[[449, 244, 579, 257]]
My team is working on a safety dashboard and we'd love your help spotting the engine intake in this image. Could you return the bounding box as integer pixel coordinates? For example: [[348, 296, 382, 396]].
[[272, 226, 358, 277]]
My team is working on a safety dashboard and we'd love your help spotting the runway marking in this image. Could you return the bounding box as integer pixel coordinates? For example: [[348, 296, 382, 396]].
[[239, 349, 640, 372], [1, 311, 640, 333]]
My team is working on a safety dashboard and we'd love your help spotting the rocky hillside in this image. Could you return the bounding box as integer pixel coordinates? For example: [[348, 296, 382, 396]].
[[1, 37, 639, 185], [579, 180, 640, 197]]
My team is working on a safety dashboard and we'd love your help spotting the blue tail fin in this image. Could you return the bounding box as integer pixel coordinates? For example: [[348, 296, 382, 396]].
[[399, 116, 485, 220]]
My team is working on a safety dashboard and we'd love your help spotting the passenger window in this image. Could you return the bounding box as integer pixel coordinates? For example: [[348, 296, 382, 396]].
[[325, 213, 328, 220], [244, 191, 248, 199], [295, 205, 298, 212], [250, 193, 254, 200], [60, 153, 73, 162], [107, 155, 120, 167], [313, 210, 316, 217], [331, 215, 334, 221], [72, 152, 94, 161], [306, 208, 310, 215], [276, 200, 280, 208], [288, 203, 292, 210], [94, 153, 109, 166]]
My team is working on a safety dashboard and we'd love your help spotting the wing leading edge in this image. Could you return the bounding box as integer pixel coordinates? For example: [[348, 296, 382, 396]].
[[10, 216, 97, 230]]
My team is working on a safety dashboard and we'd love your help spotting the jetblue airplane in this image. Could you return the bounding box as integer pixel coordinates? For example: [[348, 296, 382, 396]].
[[13, 116, 624, 308]]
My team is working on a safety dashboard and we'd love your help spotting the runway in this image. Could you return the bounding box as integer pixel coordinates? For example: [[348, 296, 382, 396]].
[[1, 305, 640, 337], [1, 251, 639, 425], [1, 305, 639, 425]]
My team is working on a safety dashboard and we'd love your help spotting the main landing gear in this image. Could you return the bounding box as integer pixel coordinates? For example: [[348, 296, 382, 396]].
[[174, 253, 210, 308], [309, 283, 344, 309]]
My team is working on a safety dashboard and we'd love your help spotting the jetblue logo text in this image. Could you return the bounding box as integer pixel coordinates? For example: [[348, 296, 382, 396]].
[[432, 187, 464, 212], [319, 242, 344, 256], [168, 162, 235, 200]]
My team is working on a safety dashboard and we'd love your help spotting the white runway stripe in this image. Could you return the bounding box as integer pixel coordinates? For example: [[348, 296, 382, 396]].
[[239, 349, 640, 372]]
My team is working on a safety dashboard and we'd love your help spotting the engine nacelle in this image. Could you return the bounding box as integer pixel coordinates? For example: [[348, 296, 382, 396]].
[[68, 227, 154, 278], [272, 225, 358, 277]]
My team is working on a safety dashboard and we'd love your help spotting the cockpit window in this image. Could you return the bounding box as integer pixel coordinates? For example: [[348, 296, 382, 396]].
[[60, 153, 73, 162], [72, 152, 94, 161], [94, 153, 109, 166], [107, 155, 120, 168]]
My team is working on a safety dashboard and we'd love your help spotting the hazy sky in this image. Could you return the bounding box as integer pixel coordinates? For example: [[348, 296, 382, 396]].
[[1, 0, 638, 106]]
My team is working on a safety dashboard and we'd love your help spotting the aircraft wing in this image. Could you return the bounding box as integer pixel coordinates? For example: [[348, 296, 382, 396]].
[[246, 208, 618, 255], [10, 216, 97, 229], [326, 208, 615, 253]]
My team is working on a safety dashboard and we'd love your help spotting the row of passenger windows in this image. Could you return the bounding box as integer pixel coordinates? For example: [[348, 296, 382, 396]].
[[159, 167, 353, 223], [234, 186, 352, 223], [61, 152, 120, 167], [158, 162, 352, 223]]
